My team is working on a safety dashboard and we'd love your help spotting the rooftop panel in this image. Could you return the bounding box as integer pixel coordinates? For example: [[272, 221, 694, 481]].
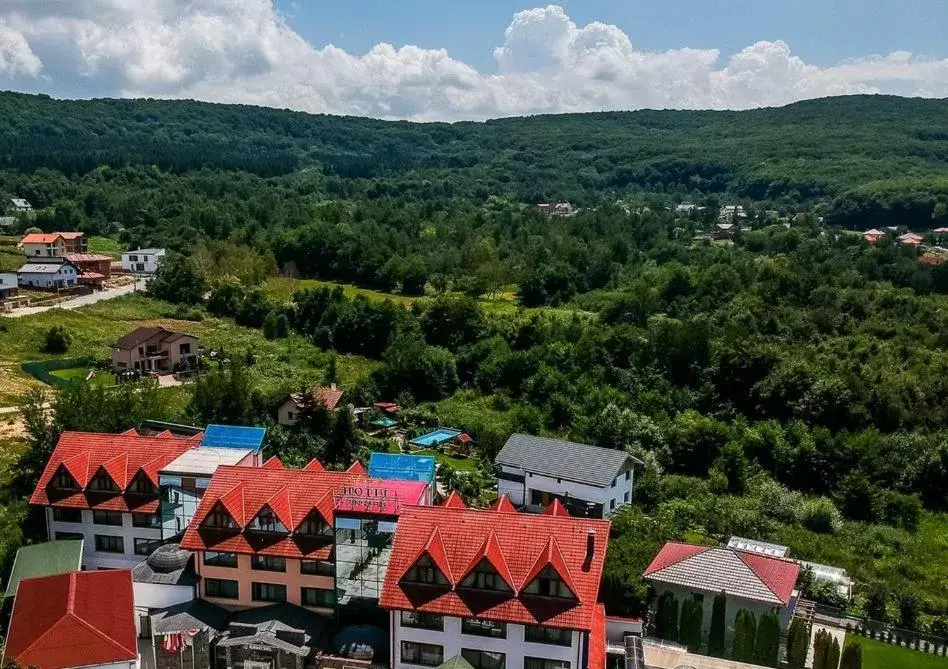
[[201, 424, 266, 450], [368, 452, 436, 484], [160, 447, 255, 476]]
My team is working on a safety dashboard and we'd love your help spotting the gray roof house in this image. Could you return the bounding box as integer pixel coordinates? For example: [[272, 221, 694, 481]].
[[493, 433, 643, 518]]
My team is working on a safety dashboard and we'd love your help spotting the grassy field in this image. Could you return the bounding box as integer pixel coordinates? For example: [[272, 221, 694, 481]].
[[384, 441, 479, 473], [856, 636, 948, 669], [49, 366, 117, 388], [0, 293, 379, 406], [87, 236, 125, 258]]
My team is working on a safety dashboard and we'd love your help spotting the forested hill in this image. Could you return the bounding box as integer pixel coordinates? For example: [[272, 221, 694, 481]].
[[2, 91, 948, 217]]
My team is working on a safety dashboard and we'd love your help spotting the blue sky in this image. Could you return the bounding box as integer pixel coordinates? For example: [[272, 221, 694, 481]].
[[277, 0, 948, 70], [0, 1, 946, 120]]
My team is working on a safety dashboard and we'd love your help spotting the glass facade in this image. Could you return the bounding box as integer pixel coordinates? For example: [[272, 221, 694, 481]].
[[334, 516, 397, 604]]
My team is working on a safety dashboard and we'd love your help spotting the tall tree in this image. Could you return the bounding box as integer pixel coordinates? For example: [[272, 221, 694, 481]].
[[839, 642, 862, 669], [731, 609, 757, 662], [786, 618, 810, 669], [754, 613, 781, 667], [708, 593, 727, 657]]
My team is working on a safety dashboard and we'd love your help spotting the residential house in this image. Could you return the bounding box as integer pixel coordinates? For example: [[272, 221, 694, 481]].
[[3, 570, 138, 669], [66, 252, 113, 284], [718, 205, 747, 223], [379, 504, 610, 669], [494, 434, 642, 518], [899, 232, 924, 246], [643, 542, 800, 647], [19, 232, 68, 258], [863, 228, 886, 244], [0, 272, 18, 300], [277, 384, 344, 426], [9, 197, 32, 213], [711, 222, 737, 239], [60, 231, 88, 253], [3, 540, 84, 599], [29, 430, 202, 570], [132, 544, 199, 634], [538, 202, 575, 217], [179, 462, 431, 612], [675, 203, 698, 215], [0, 216, 17, 232], [123, 248, 166, 274], [17, 260, 78, 289], [111, 326, 201, 373]]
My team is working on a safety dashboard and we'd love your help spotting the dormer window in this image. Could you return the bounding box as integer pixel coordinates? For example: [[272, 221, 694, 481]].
[[88, 470, 119, 493], [403, 555, 449, 586], [460, 559, 511, 593], [522, 566, 575, 599], [249, 506, 287, 533], [51, 467, 79, 490], [297, 511, 331, 537], [127, 472, 157, 495], [203, 503, 238, 529]]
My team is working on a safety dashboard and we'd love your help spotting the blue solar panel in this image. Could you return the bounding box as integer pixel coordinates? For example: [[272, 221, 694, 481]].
[[201, 424, 266, 450], [368, 452, 436, 484]]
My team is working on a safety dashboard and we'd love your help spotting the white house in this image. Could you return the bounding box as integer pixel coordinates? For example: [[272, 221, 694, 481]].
[[9, 198, 31, 213], [494, 434, 642, 518], [122, 248, 166, 274], [17, 261, 78, 289]]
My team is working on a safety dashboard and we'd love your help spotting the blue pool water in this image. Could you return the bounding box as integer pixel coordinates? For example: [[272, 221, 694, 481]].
[[410, 428, 461, 447]]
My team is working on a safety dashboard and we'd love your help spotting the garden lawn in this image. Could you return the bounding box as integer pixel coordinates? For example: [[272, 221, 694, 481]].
[[385, 442, 479, 474], [857, 636, 948, 669], [87, 236, 125, 258], [49, 367, 117, 388]]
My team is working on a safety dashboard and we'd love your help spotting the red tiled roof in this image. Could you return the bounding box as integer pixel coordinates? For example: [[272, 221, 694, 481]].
[[262, 456, 286, 469], [302, 458, 325, 472], [30, 432, 199, 513], [489, 495, 518, 513], [643, 542, 799, 606], [460, 530, 515, 592], [346, 461, 368, 475], [19, 233, 63, 245], [543, 499, 570, 517], [587, 605, 606, 669], [441, 491, 466, 509], [4, 570, 136, 669], [59, 232, 85, 240], [65, 253, 111, 263], [379, 505, 610, 631], [457, 433, 473, 444], [289, 387, 344, 412], [180, 465, 371, 559]]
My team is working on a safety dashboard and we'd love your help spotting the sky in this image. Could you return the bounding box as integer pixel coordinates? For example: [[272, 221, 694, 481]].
[[0, 0, 947, 121]]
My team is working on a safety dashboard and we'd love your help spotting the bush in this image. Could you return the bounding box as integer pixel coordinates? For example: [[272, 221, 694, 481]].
[[263, 311, 290, 340], [708, 593, 727, 657], [754, 613, 781, 667], [840, 642, 862, 669], [732, 609, 757, 662], [787, 617, 810, 668], [801, 497, 842, 533], [41, 326, 71, 354]]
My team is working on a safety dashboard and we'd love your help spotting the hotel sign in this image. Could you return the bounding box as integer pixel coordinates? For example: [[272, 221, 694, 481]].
[[334, 484, 400, 515]]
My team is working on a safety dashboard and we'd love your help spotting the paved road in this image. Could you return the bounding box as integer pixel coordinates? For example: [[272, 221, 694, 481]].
[[2, 279, 147, 317]]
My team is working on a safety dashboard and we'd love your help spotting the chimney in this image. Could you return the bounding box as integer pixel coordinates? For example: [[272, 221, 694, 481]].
[[586, 530, 596, 561], [330, 383, 337, 391]]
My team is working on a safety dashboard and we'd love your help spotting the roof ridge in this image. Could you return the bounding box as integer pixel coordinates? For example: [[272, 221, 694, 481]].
[[643, 542, 711, 576]]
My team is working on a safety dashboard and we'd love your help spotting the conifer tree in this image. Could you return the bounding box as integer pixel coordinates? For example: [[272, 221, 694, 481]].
[[708, 593, 727, 657]]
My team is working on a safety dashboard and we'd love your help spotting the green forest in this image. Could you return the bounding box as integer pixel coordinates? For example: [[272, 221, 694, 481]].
[[3, 92, 948, 640]]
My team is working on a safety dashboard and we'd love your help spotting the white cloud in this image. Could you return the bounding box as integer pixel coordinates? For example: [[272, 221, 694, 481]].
[[0, 1, 947, 120]]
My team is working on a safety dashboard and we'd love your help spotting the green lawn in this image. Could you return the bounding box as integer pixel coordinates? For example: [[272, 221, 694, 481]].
[[385, 442, 479, 473], [87, 236, 125, 258], [49, 367, 117, 388], [264, 277, 417, 306], [857, 636, 948, 669]]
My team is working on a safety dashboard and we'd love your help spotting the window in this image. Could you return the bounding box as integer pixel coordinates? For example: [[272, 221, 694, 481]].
[[460, 560, 511, 592], [401, 642, 443, 667], [53, 507, 82, 523], [462, 618, 506, 638], [94, 535, 124, 553], [203, 504, 237, 529], [525, 659, 570, 669], [88, 471, 119, 492], [251, 582, 287, 603], [180, 343, 191, 355], [461, 649, 506, 669], [51, 467, 79, 490], [249, 507, 287, 533], [129, 255, 138, 262], [132, 512, 159, 528], [525, 626, 573, 646], [297, 511, 332, 537], [300, 560, 333, 576], [287, 411, 295, 421], [134, 538, 162, 556], [251, 555, 286, 572], [609, 499, 615, 510], [205, 578, 239, 600], [301, 587, 335, 608], [127, 475, 157, 495], [522, 566, 575, 599], [56, 531, 83, 540], [625, 471, 631, 480], [400, 611, 444, 631], [93, 510, 123, 526], [623, 491, 630, 503], [402, 555, 448, 586], [204, 551, 239, 568]]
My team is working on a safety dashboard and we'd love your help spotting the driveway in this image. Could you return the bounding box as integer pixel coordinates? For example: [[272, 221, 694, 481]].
[[3, 279, 147, 317]]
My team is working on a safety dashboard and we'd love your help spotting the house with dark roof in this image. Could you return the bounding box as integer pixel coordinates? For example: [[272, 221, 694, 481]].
[[494, 434, 643, 518], [133, 543, 199, 635], [3, 570, 137, 669], [179, 463, 431, 612], [379, 504, 610, 669], [643, 542, 800, 646], [110, 325, 201, 373], [30, 430, 203, 570]]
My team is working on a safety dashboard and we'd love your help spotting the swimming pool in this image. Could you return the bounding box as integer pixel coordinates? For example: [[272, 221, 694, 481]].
[[409, 427, 462, 447]]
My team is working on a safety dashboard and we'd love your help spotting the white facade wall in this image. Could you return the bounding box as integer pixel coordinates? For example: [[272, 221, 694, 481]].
[[133, 582, 195, 635], [46, 507, 161, 570], [73, 661, 136, 669], [122, 250, 165, 274], [497, 466, 634, 518], [18, 265, 78, 289], [392, 612, 585, 669]]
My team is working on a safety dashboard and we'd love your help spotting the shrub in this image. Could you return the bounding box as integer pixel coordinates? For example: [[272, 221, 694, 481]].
[[787, 617, 810, 668], [732, 609, 757, 662], [754, 613, 781, 667], [41, 326, 71, 354], [262, 310, 289, 340], [678, 598, 703, 652], [813, 628, 832, 669], [801, 497, 842, 533], [840, 642, 862, 669], [708, 593, 727, 657]]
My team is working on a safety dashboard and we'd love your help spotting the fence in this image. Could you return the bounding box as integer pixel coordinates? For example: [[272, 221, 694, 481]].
[[22, 357, 93, 389], [812, 604, 948, 657]]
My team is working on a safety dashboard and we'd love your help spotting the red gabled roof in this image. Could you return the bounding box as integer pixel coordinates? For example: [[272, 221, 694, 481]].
[[180, 465, 371, 559], [19, 233, 63, 245], [441, 491, 466, 509], [302, 458, 326, 472], [30, 432, 195, 513], [543, 499, 570, 517], [290, 387, 344, 412], [587, 605, 606, 669], [58, 232, 85, 240], [4, 570, 136, 669], [459, 530, 516, 592], [522, 535, 577, 597], [489, 494, 518, 513], [737, 551, 799, 605], [262, 456, 286, 470], [346, 461, 368, 475], [380, 505, 610, 631], [643, 542, 710, 575]]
